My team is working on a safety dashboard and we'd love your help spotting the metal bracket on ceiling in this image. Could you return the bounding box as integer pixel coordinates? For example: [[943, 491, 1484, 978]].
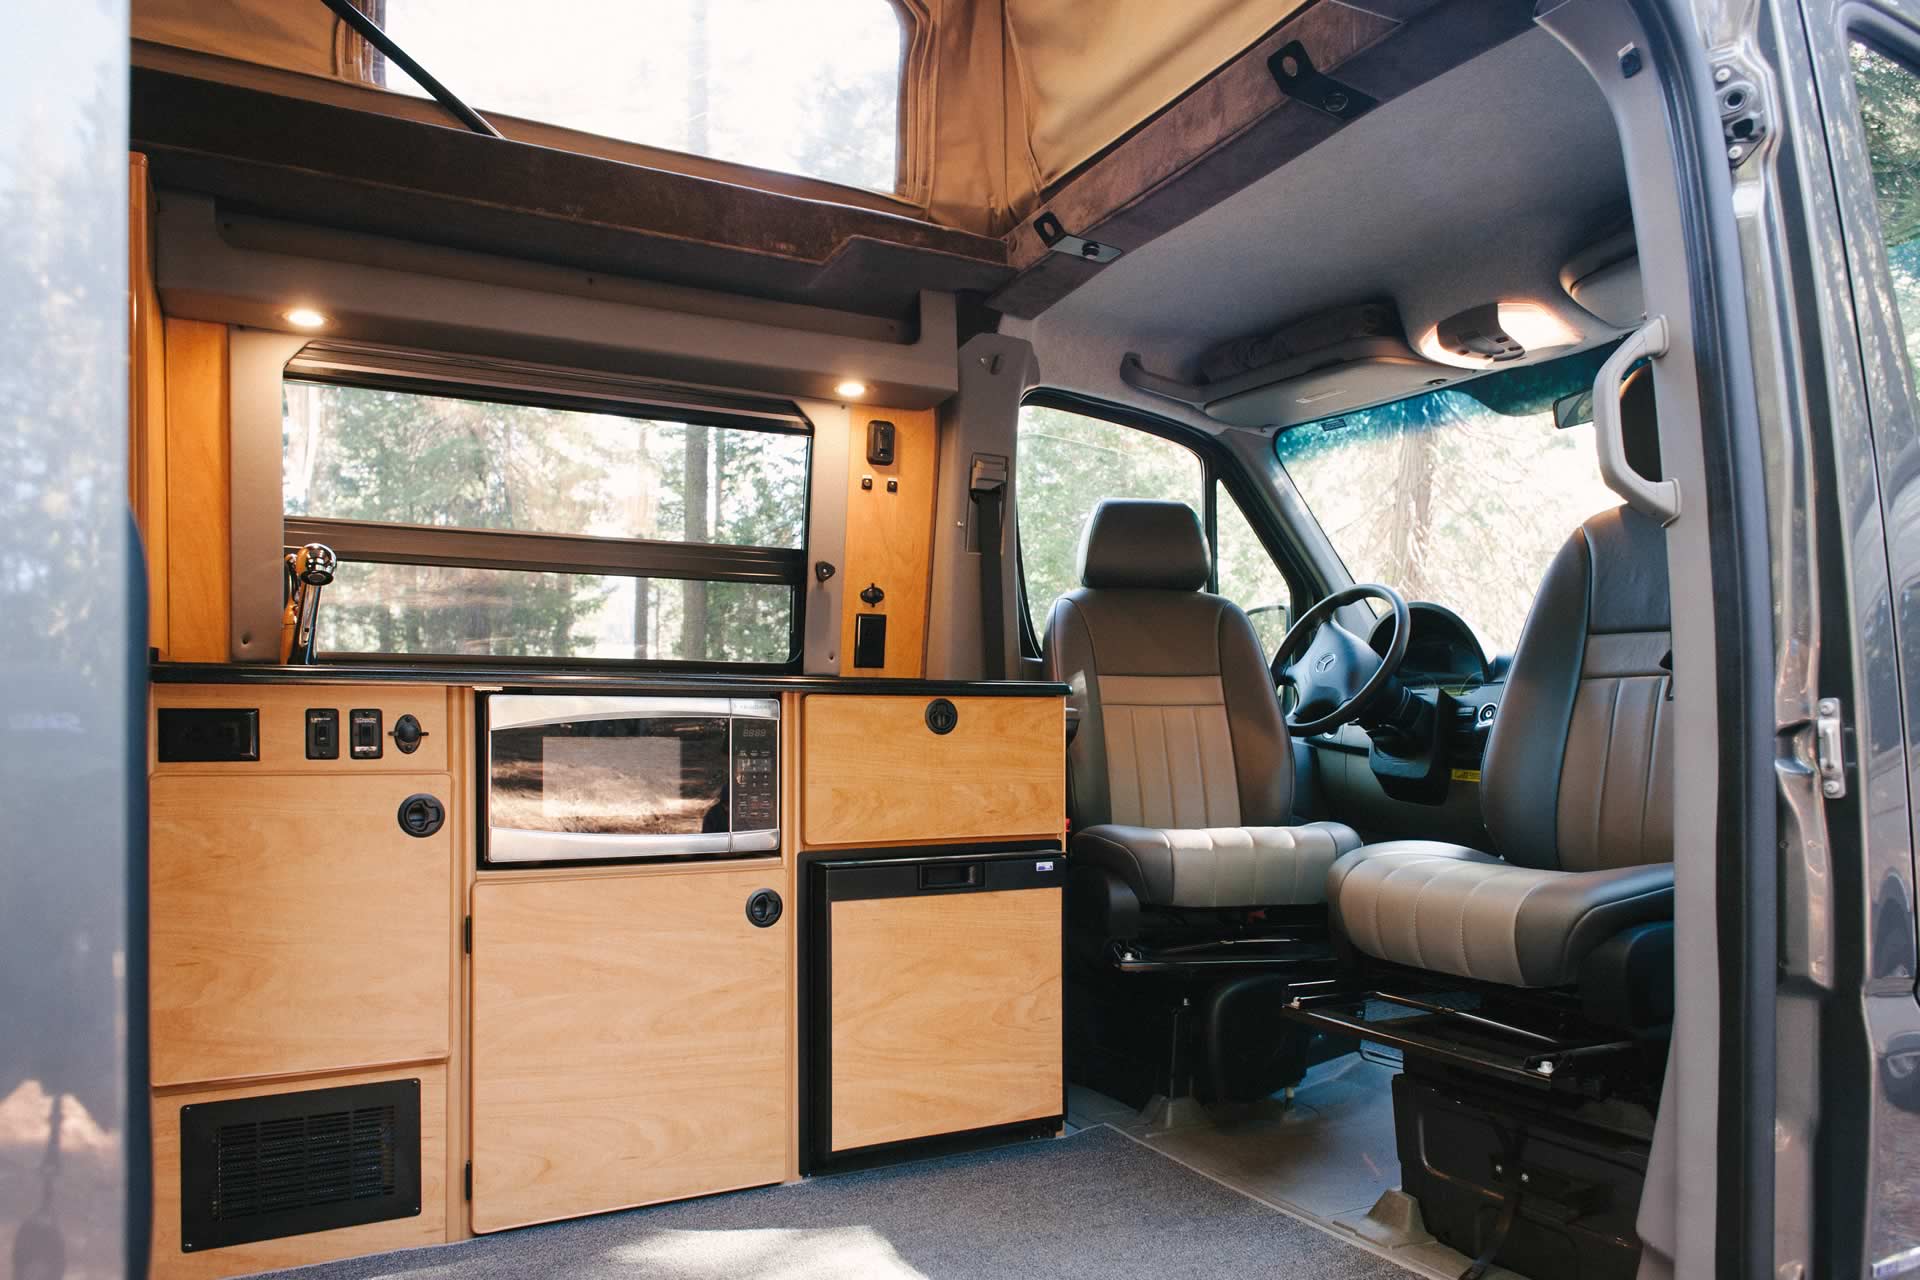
[[1033, 212, 1123, 264], [1266, 40, 1377, 122]]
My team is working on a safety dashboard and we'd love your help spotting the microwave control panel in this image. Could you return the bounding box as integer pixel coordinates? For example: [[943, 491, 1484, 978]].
[[731, 717, 779, 834]]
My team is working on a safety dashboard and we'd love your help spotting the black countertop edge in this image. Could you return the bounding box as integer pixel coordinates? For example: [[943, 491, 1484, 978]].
[[149, 661, 1070, 698]]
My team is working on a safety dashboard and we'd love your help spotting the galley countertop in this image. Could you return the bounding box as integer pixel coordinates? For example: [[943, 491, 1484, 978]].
[[149, 661, 1069, 698]]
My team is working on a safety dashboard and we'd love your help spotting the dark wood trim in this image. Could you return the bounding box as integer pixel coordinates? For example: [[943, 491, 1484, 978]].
[[131, 68, 1010, 321], [991, 0, 1539, 318]]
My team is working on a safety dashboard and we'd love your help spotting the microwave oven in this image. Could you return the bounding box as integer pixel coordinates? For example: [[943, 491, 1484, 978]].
[[481, 694, 779, 866]]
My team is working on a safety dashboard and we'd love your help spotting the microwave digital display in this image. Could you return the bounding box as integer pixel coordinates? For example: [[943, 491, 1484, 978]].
[[483, 695, 779, 865]]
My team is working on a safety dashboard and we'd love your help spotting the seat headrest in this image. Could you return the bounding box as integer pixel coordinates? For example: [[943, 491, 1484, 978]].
[[1077, 499, 1211, 591]]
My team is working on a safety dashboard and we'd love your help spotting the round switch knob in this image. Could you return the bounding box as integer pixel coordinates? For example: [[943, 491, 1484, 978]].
[[745, 888, 783, 928], [397, 793, 445, 838], [391, 714, 428, 754]]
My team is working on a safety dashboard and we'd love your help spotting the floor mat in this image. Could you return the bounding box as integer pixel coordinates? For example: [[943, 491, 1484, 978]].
[[254, 1125, 1414, 1280]]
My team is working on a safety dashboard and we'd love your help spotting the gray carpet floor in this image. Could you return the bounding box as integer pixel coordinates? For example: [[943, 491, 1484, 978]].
[[256, 1125, 1413, 1279]]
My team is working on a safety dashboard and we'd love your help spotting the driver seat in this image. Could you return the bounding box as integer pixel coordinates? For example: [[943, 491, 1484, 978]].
[[1325, 369, 1674, 991], [1044, 499, 1361, 913]]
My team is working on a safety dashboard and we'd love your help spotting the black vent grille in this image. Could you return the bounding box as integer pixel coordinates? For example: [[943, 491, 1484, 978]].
[[181, 1080, 420, 1252]]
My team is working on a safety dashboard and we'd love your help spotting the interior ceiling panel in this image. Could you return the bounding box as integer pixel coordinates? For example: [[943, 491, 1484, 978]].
[[1031, 28, 1629, 384]]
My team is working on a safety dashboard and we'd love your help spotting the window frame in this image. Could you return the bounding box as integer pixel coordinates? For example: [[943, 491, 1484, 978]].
[[280, 345, 813, 671], [1013, 388, 1320, 661], [341, 0, 927, 205]]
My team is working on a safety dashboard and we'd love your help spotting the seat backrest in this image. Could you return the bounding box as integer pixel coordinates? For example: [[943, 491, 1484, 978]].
[[1043, 499, 1294, 831], [1481, 368, 1674, 872]]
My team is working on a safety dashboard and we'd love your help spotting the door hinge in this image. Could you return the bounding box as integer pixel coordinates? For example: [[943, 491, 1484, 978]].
[[462, 915, 472, 953], [1815, 697, 1847, 799], [464, 1161, 472, 1200]]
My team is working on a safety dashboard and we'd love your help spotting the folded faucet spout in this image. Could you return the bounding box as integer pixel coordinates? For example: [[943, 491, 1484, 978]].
[[279, 543, 338, 664]]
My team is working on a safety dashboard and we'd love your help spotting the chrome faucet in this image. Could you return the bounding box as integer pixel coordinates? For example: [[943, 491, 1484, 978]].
[[279, 542, 337, 665]]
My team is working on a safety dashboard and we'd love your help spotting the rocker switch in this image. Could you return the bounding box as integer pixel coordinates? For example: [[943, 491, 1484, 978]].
[[350, 708, 383, 759], [305, 708, 340, 760]]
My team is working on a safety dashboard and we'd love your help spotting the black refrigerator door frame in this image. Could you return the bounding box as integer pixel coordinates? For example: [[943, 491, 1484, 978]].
[[801, 844, 1067, 1173]]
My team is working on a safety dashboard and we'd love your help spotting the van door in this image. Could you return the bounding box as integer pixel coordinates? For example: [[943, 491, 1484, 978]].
[[1761, 0, 1920, 1272]]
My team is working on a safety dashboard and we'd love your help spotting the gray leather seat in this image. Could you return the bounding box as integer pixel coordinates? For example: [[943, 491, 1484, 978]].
[[1045, 499, 1360, 908], [1327, 372, 1675, 987]]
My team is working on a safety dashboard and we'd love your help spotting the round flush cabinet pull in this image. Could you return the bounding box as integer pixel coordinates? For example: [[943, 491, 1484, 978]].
[[396, 793, 446, 838], [925, 698, 959, 735], [745, 889, 783, 928]]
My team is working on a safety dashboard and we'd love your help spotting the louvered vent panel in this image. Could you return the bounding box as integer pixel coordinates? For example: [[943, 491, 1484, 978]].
[[181, 1081, 419, 1252]]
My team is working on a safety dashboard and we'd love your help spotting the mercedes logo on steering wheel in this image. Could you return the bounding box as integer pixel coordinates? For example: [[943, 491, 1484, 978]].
[[1313, 652, 1337, 673]]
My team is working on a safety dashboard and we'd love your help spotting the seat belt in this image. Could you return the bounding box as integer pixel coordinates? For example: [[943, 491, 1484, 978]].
[[969, 454, 1010, 680]]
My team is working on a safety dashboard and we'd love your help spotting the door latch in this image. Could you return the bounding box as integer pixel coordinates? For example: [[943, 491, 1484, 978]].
[[1712, 54, 1770, 168], [1815, 697, 1846, 799]]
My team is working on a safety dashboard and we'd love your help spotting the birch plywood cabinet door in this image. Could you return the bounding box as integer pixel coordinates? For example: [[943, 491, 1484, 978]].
[[148, 772, 453, 1086], [469, 871, 790, 1232]]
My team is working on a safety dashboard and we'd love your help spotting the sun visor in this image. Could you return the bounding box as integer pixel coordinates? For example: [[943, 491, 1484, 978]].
[[1120, 301, 1451, 430], [1559, 229, 1644, 329]]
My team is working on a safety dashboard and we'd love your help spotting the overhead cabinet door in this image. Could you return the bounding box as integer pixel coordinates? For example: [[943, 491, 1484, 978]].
[[469, 872, 790, 1232]]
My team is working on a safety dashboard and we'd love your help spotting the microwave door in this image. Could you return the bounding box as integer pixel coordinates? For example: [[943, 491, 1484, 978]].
[[488, 709, 733, 864]]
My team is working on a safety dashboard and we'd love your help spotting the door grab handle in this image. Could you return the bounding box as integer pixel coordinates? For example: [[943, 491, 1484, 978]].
[[1592, 316, 1680, 526]]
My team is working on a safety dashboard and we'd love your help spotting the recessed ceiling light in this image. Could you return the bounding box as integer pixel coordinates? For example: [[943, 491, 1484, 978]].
[[834, 379, 868, 399], [283, 308, 329, 330]]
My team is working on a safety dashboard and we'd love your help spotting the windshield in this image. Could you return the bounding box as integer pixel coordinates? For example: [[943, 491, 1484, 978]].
[[1273, 345, 1623, 656]]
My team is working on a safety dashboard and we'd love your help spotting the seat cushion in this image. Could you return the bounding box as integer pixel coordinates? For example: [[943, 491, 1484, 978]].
[[1326, 841, 1674, 988], [1074, 821, 1362, 908]]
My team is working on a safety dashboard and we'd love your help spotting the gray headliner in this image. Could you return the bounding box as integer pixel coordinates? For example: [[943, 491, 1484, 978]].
[[1019, 27, 1631, 420]]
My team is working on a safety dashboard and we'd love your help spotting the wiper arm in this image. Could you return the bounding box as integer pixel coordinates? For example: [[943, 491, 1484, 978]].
[[319, 0, 503, 139]]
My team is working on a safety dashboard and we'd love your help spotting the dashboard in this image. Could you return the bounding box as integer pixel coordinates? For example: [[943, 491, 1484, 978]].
[[1366, 602, 1492, 688]]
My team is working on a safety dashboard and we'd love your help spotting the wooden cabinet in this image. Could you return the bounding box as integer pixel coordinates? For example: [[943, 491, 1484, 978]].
[[800, 694, 1065, 847], [825, 883, 1063, 1154], [469, 870, 791, 1232], [149, 1066, 449, 1280], [150, 772, 454, 1086]]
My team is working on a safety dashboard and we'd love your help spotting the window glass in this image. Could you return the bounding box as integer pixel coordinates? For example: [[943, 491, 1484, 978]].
[[1016, 404, 1204, 636], [316, 565, 792, 663], [284, 381, 807, 547], [1850, 40, 1920, 380], [283, 378, 808, 663], [1215, 486, 1292, 658], [373, 0, 904, 192], [1274, 347, 1620, 656]]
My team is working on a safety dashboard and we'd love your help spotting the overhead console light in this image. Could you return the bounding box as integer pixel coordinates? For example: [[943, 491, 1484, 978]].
[[283, 307, 329, 330], [1417, 302, 1582, 370], [834, 379, 869, 400], [1120, 300, 1454, 431]]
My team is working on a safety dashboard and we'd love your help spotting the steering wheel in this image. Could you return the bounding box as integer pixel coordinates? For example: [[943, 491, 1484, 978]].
[[1270, 583, 1411, 736]]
